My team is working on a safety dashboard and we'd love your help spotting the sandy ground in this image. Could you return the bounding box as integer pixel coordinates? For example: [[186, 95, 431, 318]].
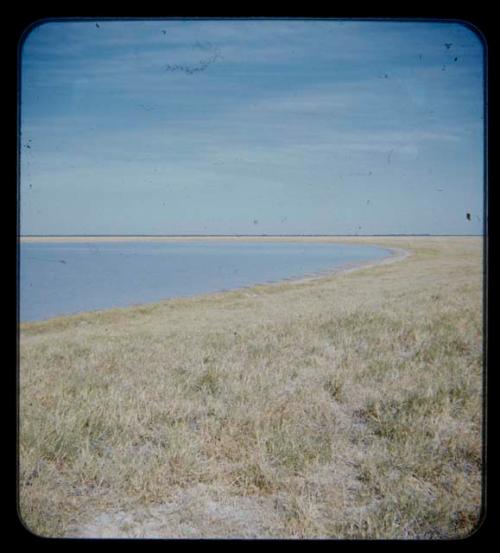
[[67, 485, 283, 539]]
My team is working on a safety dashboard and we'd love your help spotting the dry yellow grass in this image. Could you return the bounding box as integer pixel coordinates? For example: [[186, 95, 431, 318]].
[[18, 236, 484, 539]]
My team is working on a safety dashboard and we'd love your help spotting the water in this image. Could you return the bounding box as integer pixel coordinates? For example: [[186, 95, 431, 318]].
[[19, 240, 392, 322]]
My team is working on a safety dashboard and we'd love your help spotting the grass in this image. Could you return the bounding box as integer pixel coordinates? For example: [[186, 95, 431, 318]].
[[18, 236, 484, 538]]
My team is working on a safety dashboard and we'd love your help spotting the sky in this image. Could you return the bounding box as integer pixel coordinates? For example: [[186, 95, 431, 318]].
[[20, 19, 485, 235]]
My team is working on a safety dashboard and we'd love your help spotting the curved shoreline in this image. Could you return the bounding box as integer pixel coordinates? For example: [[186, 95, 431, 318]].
[[20, 243, 410, 326], [273, 245, 410, 285]]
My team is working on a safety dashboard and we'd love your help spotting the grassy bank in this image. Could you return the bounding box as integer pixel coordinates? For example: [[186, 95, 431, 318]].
[[18, 236, 484, 539]]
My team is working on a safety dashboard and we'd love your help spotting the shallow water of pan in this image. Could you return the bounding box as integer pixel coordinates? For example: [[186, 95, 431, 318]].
[[19, 240, 391, 322]]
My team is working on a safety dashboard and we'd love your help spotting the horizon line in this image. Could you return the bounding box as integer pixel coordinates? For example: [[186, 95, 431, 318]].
[[19, 233, 483, 238]]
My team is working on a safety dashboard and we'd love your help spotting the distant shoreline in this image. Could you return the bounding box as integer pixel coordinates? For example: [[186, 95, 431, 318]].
[[19, 234, 482, 243]]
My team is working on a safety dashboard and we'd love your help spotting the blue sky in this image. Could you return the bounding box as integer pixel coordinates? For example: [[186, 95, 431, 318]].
[[20, 19, 485, 235]]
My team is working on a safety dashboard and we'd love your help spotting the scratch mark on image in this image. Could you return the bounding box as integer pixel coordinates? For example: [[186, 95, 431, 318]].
[[165, 44, 221, 75]]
